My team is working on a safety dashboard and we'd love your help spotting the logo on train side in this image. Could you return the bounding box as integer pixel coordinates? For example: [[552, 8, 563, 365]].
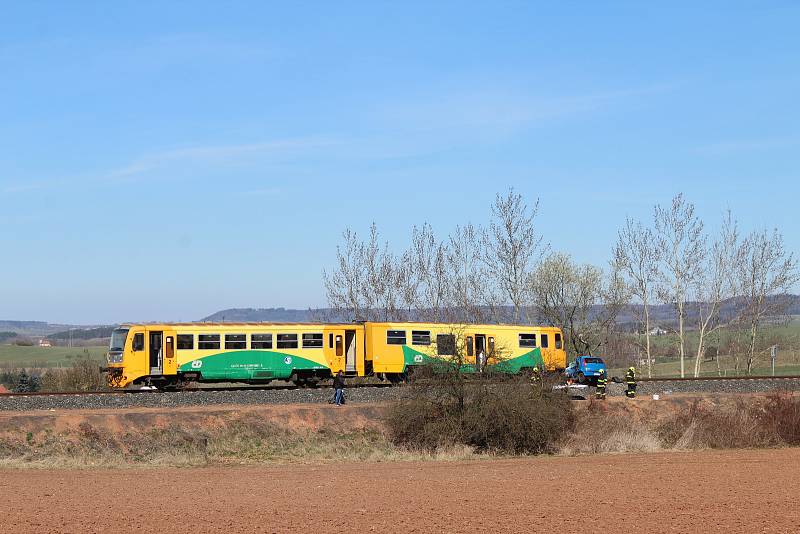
[[283, 356, 293, 365], [191, 360, 203, 369], [414, 355, 423, 363]]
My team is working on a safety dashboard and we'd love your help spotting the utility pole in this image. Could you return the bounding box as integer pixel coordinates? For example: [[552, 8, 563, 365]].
[[771, 345, 778, 377]]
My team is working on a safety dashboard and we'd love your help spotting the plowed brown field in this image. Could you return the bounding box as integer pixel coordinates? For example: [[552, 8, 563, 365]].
[[2, 448, 798, 533]]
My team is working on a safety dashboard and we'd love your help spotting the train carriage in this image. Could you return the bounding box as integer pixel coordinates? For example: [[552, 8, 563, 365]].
[[105, 321, 566, 389], [367, 322, 566, 382]]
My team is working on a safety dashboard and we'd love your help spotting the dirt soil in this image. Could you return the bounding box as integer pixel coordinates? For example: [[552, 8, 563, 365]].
[[2, 448, 799, 533]]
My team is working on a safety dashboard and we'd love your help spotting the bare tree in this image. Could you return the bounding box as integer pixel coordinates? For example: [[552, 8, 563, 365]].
[[405, 223, 450, 322], [613, 217, 660, 377], [323, 227, 367, 320], [655, 194, 705, 378], [481, 189, 546, 323], [530, 253, 626, 356], [448, 223, 500, 323], [323, 224, 406, 322], [736, 227, 799, 373], [691, 211, 738, 377]]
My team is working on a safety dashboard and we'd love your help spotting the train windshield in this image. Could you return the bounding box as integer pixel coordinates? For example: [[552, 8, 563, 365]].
[[109, 328, 129, 352]]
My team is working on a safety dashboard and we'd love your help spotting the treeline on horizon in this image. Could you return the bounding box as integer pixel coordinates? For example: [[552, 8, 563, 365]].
[[322, 190, 800, 378]]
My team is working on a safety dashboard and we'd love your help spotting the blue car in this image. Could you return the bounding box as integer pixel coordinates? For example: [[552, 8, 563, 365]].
[[564, 356, 607, 385]]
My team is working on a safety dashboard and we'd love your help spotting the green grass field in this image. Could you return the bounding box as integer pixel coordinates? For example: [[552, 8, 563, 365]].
[[0, 345, 107, 368], [607, 318, 800, 378]]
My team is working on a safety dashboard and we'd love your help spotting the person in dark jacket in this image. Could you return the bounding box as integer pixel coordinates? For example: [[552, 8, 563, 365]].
[[595, 370, 607, 400], [333, 370, 345, 406], [625, 366, 637, 398]]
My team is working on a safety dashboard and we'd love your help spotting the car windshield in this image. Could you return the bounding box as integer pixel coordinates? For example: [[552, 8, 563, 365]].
[[584, 357, 604, 364], [109, 328, 129, 352]]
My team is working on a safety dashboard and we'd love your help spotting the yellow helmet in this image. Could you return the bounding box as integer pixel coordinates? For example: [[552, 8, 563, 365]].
[[532, 366, 539, 371], [629, 366, 635, 371]]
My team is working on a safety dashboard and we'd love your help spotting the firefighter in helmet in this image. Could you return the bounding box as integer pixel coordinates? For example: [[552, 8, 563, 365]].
[[530, 366, 541, 385], [595, 369, 607, 400], [625, 366, 637, 398]]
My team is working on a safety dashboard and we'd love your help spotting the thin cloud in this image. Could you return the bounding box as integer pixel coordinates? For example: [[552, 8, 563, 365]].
[[103, 137, 339, 182], [234, 186, 284, 197], [695, 136, 800, 155], [372, 82, 681, 133], [1, 181, 44, 194]]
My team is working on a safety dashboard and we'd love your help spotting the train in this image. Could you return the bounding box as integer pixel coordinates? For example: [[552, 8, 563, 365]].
[[104, 321, 567, 389]]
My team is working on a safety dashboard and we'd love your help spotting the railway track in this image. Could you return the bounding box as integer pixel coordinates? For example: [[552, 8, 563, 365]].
[[0, 382, 393, 398], [638, 375, 800, 382], [2, 375, 799, 397]]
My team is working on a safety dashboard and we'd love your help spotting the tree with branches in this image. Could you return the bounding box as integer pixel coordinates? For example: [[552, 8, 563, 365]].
[[481, 189, 546, 323], [613, 217, 661, 377], [735, 227, 799, 374], [655, 194, 706, 378]]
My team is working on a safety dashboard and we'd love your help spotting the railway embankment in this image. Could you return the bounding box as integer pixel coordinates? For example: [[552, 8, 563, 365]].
[[1, 390, 799, 468]]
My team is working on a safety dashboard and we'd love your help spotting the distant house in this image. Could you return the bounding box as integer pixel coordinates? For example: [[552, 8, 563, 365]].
[[648, 326, 668, 336], [38, 339, 52, 347]]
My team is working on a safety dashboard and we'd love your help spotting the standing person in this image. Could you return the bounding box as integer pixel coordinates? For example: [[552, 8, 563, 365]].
[[530, 366, 541, 387], [333, 370, 345, 406], [477, 350, 486, 373], [595, 369, 607, 400], [625, 366, 637, 398]]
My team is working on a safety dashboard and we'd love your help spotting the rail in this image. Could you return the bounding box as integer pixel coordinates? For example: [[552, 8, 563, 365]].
[[0, 382, 393, 398], [637, 375, 800, 382]]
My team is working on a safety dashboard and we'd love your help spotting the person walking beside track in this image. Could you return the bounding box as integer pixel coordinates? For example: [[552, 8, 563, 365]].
[[625, 366, 637, 398], [595, 369, 607, 400], [333, 370, 346, 406]]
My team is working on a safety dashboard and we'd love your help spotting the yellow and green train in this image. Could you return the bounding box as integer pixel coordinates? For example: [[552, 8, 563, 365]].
[[105, 321, 566, 388]]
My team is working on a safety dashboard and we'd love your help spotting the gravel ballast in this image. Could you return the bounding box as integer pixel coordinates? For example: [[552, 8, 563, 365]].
[[2, 377, 800, 411], [0, 386, 403, 412]]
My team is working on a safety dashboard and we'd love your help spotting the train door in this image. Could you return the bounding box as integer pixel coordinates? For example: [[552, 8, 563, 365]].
[[475, 334, 486, 371], [162, 329, 177, 376], [327, 329, 346, 372], [148, 331, 163, 375], [345, 330, 357, 373]]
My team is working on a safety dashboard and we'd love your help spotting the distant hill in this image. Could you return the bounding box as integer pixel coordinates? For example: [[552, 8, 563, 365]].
[[201, 294, 800, 327], [200, 308, 320, 322], [0, 321, 103, 337], [48, 326, 117, 341]]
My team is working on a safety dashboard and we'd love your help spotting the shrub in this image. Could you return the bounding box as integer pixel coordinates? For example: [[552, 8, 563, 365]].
[[657, 394, 800, 450], [385, 367, 574, 455], [40, 354, 105, 392]]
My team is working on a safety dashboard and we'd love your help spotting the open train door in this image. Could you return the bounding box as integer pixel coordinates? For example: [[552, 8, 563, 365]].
[[344, 330, 357, 374]]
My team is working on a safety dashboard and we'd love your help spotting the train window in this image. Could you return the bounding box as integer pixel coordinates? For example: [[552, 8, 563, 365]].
[[198, 334, 220, 350], [277, 333, 298, 349], [329, 333, 334, 348], [335, 335, 343, 357], [436, 334, 455, 356], [519, 333, 537, 348], [387, 330, 406, 345], [177, 334, 194, 350], [251, 333, 273, 349], [555, 333, 562, 350], [540, 334, 549, 348], [225, 334, 247, 350], [411, 330, 431, 345], [165, 337, 175, 359], [466, 336, 474, 357], [488, 337, 495, 354], [132, 333, 144, 351], [303, 333, 324, 348]]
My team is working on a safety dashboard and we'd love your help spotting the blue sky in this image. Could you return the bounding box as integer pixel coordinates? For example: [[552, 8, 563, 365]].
[[1, 1, 798, 324]]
